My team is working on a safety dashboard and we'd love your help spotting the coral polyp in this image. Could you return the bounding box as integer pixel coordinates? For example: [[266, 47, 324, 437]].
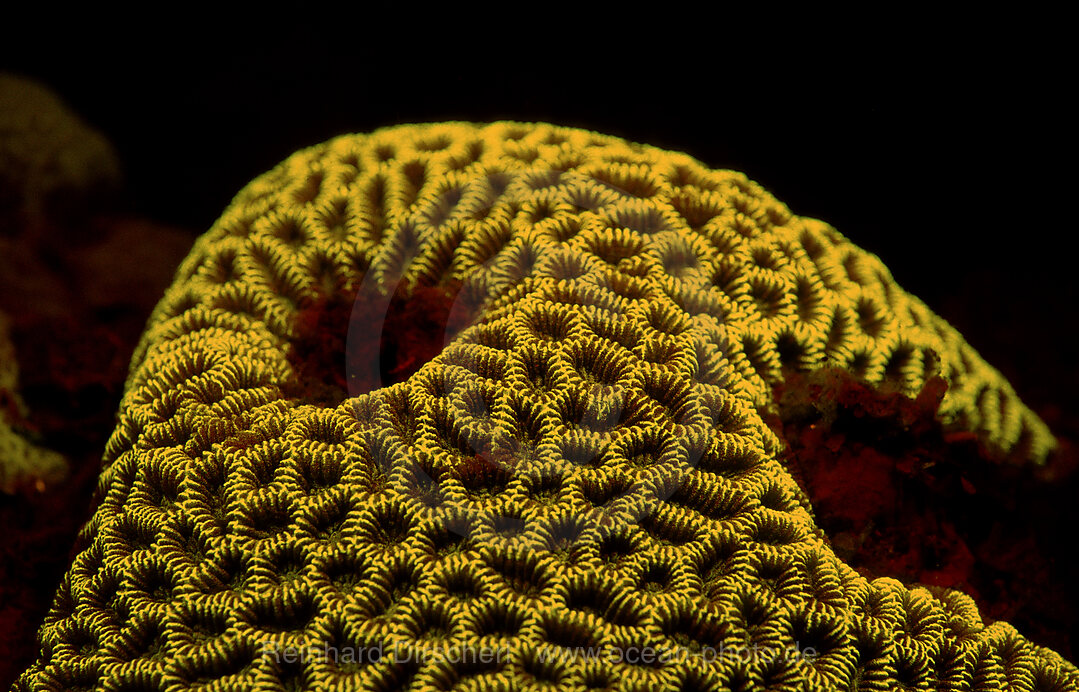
[[15, 122, 1075, 690]]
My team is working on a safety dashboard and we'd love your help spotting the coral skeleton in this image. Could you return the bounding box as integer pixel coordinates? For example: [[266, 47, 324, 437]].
[[15, 122, 1076, 691]]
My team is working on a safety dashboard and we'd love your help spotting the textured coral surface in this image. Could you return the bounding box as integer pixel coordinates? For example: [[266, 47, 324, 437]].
[[0, 214, 194, 685], [15, 122, 1077, 690], [0, 73, 194, 685]]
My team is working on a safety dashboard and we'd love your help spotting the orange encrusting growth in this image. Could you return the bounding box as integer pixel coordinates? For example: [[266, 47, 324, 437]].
[[15, 122, 1074, 691]]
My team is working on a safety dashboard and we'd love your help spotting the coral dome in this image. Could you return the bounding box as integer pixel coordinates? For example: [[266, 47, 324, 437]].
[[15, 122, 1075, 691]]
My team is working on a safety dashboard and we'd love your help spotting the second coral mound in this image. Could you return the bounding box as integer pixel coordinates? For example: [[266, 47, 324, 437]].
[[16, 122, 1076, 690]]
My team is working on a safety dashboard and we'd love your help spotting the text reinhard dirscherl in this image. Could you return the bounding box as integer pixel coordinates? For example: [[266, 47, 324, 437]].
[[259, 641, 819, 666]]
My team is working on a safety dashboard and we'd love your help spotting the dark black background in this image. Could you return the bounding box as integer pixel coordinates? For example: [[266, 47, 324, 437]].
[[4, 19, 1076, 409]]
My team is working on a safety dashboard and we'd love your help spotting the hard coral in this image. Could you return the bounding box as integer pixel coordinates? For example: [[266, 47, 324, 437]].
[[0, 311, 66, 494], [0, 72, 121, 236], [15, 122, 1076, 690]]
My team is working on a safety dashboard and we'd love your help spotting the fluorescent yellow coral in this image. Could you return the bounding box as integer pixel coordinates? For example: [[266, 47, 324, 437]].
[[16, 122, 1075, 691], [0, 311, 66, 493], [0, 72, 121, 233]]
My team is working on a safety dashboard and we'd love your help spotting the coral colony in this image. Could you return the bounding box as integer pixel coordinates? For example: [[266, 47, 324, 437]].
[[15, 123, 1077, 690]]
